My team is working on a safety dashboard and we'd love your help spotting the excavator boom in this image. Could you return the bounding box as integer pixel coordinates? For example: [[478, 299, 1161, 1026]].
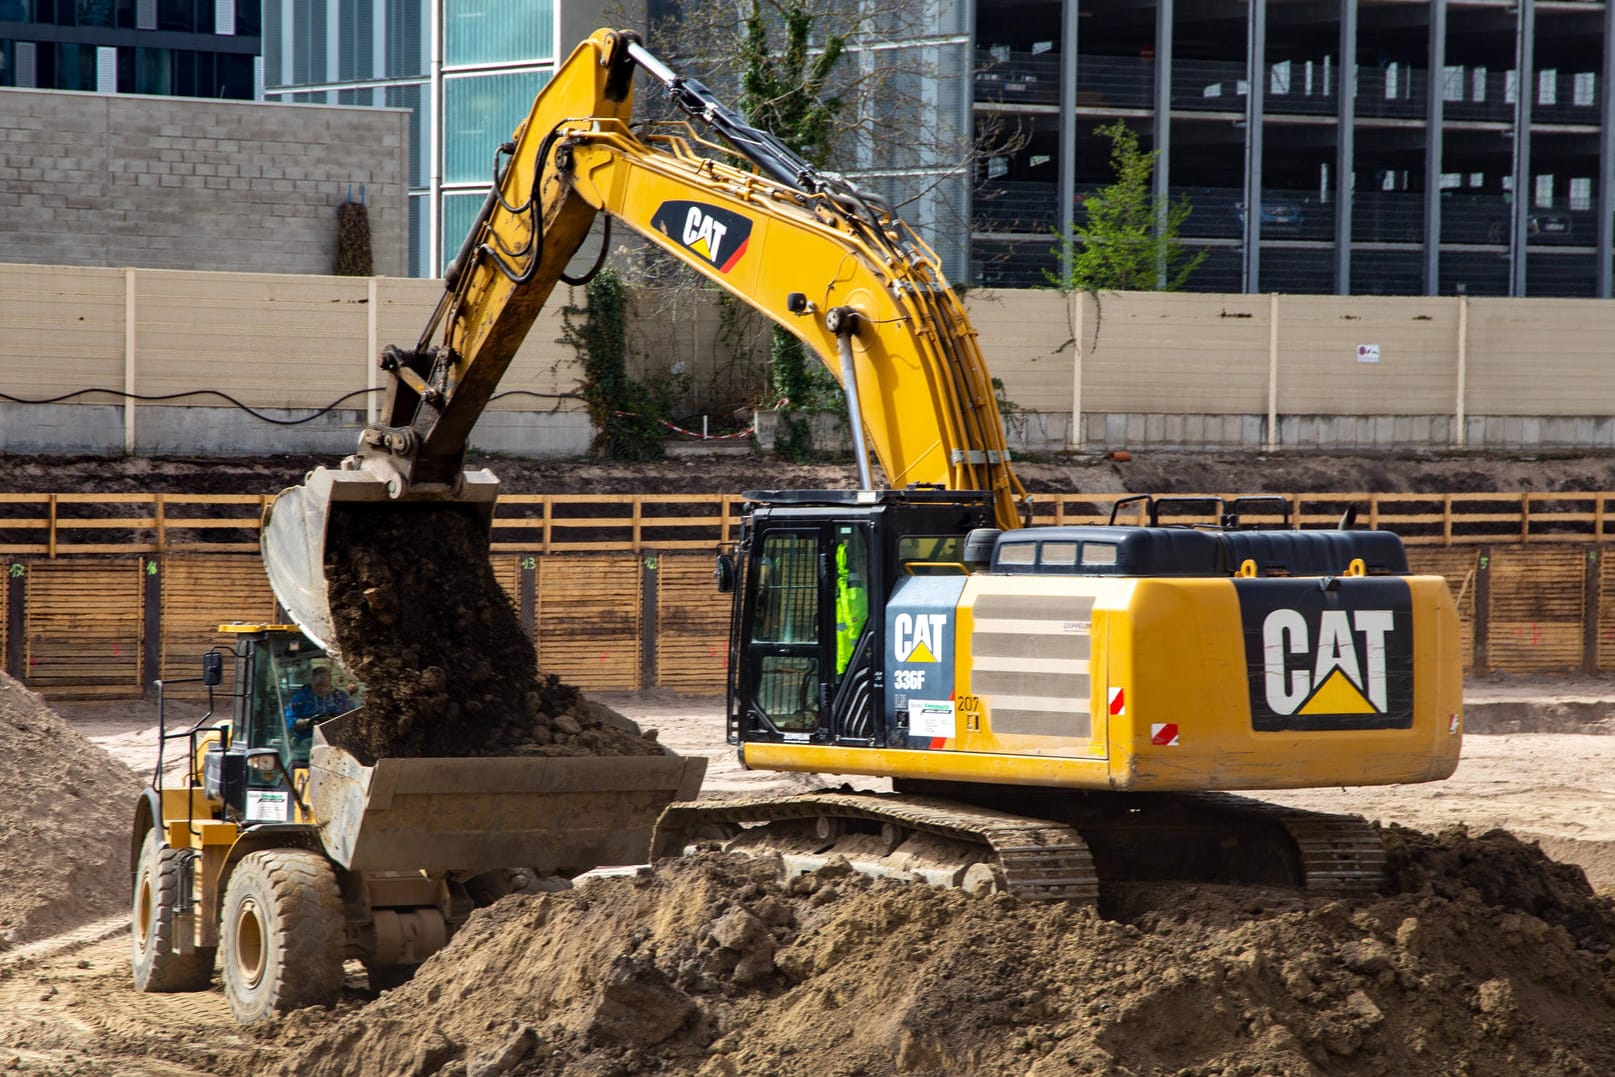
[[263, 28, 1024, 645]]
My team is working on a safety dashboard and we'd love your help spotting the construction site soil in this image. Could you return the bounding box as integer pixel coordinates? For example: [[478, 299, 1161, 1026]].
[[2, 451, 1614, 1074], [322, 505, 662, 763], [7, 446, 1615, 498]]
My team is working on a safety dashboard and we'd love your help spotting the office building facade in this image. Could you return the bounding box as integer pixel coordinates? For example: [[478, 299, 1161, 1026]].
[[261, 0, 631, 278], [973, 0, 1615, 297], [256, 0, 1615, 297], [0, 0, 260, 98]]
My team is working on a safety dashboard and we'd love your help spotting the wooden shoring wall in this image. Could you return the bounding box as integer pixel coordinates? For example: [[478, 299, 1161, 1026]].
[[1, 546, 1609, 697], [1405, 547, 1480, 676], [23, 559, 144, 696], [1485, 547, 1587, 673], [655, 555, 731, 693], [1598, 551, 1615, 672], [534, 555, 643, 692], [158, 556, 279, 699]]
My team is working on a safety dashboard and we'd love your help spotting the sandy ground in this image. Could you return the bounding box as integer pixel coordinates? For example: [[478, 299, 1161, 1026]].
[[1, 683, 1609, 1076]]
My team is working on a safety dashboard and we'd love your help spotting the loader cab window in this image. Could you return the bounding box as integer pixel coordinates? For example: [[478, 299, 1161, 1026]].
[[249, 633, 362, 769]]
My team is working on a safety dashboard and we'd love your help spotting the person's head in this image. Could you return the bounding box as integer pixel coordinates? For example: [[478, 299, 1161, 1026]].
[[311, 667, 333, 697]]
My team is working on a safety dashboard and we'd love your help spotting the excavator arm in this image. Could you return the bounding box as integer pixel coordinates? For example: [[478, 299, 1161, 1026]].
[[263, 28, 1025, 649]]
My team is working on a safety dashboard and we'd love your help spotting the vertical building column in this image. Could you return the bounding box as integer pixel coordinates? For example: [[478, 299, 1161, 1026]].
[[1058, 0, 1080, 284], [1509, 0, 1535, 297], [1423, 0, 1447, 295], [1598, 0, 1615, 298], [1242, 0, 1266, 293], [1336, 0, 1358, 294], [958, 0, 979, 281], [278, 0, 293, 86], [428, 0, 444, 275], [1153, 0, 1175, 288]]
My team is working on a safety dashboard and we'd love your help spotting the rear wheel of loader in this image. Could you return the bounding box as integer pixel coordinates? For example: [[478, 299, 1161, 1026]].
[[131, 830, 215, 992], [219, 849, 345, 1023]]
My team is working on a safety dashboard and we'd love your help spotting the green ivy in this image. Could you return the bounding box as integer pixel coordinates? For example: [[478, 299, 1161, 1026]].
[[560, 269, 670, 461]]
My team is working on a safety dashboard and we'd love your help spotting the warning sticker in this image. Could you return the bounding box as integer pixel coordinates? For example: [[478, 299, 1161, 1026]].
[[246, 789, 289, 822], [1150, 723, 1180, 746], [908, 699, 956, 739]]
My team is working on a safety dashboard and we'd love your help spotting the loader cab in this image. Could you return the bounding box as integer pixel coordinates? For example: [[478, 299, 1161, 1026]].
[[228, 626, 363, 771], [728, 490, 994, 750], [204, 625, 364, 819]]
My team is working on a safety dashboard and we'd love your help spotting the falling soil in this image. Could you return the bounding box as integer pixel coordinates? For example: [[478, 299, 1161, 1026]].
[[322, 504, 665, 764], [0, 672, 143, 948], [275, 827, 1615, 1077]]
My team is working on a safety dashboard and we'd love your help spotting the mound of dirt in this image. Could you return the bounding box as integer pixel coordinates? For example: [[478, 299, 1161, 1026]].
[[322, 504, 664, 764], [278, 826, 1615, 1076], [0, 673, 143, 947]]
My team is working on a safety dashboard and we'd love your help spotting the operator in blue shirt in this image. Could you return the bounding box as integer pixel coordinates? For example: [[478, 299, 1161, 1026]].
[[284, 666, 354, 758]]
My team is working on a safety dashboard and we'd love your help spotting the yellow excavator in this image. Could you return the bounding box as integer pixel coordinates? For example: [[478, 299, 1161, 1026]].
[[243, 25, 1460, 920]]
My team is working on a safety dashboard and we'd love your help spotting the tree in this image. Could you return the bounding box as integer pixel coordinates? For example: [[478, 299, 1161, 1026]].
[[1045, 121, 1206, 293], [632, 0, 1024, 418], [560, 269, 682, 461], [736, 0, 849, 449]]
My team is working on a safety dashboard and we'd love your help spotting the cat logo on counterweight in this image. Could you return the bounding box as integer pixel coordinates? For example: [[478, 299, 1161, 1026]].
[[1238, 579, 1414, 732]]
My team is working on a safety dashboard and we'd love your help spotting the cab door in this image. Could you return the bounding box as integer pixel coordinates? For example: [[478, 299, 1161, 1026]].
[[740, 527, 830, 739], [736, 519, 877, 745]]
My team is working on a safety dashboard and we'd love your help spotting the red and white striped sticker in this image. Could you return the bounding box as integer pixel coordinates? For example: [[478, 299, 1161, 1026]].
[[1150, 723, 1180, 746], [1108, 687, 1126, 716]]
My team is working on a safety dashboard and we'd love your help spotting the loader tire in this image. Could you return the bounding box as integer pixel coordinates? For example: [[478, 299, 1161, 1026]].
[[131, 830, 215, 992], [219, 849, 345, 1023]]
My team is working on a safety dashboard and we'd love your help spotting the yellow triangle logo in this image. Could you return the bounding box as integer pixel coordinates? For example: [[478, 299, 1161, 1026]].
[[1298, 667, 1378, 715], [904, 640, 937, 664], [688, 235, 713, 260]]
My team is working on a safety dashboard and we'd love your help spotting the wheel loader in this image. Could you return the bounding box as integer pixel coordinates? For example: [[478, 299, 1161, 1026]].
[[131, 26, 1465, 1021], [130, 624, 702, 1021]]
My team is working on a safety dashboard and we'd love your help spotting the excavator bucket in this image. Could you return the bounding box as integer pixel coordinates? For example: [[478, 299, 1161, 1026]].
[[260, 465, 500, 658]]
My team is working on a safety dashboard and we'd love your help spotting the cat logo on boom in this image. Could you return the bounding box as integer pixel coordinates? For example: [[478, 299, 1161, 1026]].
[[650, 201, 753, 274], [1237, 579, 1414, 732]]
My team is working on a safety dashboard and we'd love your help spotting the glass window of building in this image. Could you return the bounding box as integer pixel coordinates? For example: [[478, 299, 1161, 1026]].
[[445, 0, 551, 67], [443, 69, 551, 185]]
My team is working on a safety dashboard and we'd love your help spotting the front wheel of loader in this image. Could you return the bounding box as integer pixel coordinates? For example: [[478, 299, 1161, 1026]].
[[219, 849, 344, 1023], [131, 830, 215, 992]]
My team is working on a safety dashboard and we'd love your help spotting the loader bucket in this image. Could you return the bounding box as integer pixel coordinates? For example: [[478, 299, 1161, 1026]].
[[261, 465, 500, 658], [309, 722, 709, 874]]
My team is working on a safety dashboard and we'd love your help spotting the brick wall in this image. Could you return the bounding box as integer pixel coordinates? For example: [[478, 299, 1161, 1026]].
[[0, 88, 408, 277]]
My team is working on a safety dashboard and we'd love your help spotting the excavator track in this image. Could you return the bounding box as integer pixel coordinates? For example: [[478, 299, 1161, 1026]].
[[653, 792, 1099, 903], [655, 790, 1387, 904], [1181, 793, 1388, 898]]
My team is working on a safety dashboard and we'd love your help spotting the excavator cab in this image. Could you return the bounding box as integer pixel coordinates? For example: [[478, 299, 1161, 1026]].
[[729, 490, 995, 748]]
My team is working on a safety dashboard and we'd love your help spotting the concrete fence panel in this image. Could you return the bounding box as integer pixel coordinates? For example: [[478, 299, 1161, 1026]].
[[1275, 295, 1458, 416], [1080, 291, 1272, 415], [10, 261, 1615, 456]]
